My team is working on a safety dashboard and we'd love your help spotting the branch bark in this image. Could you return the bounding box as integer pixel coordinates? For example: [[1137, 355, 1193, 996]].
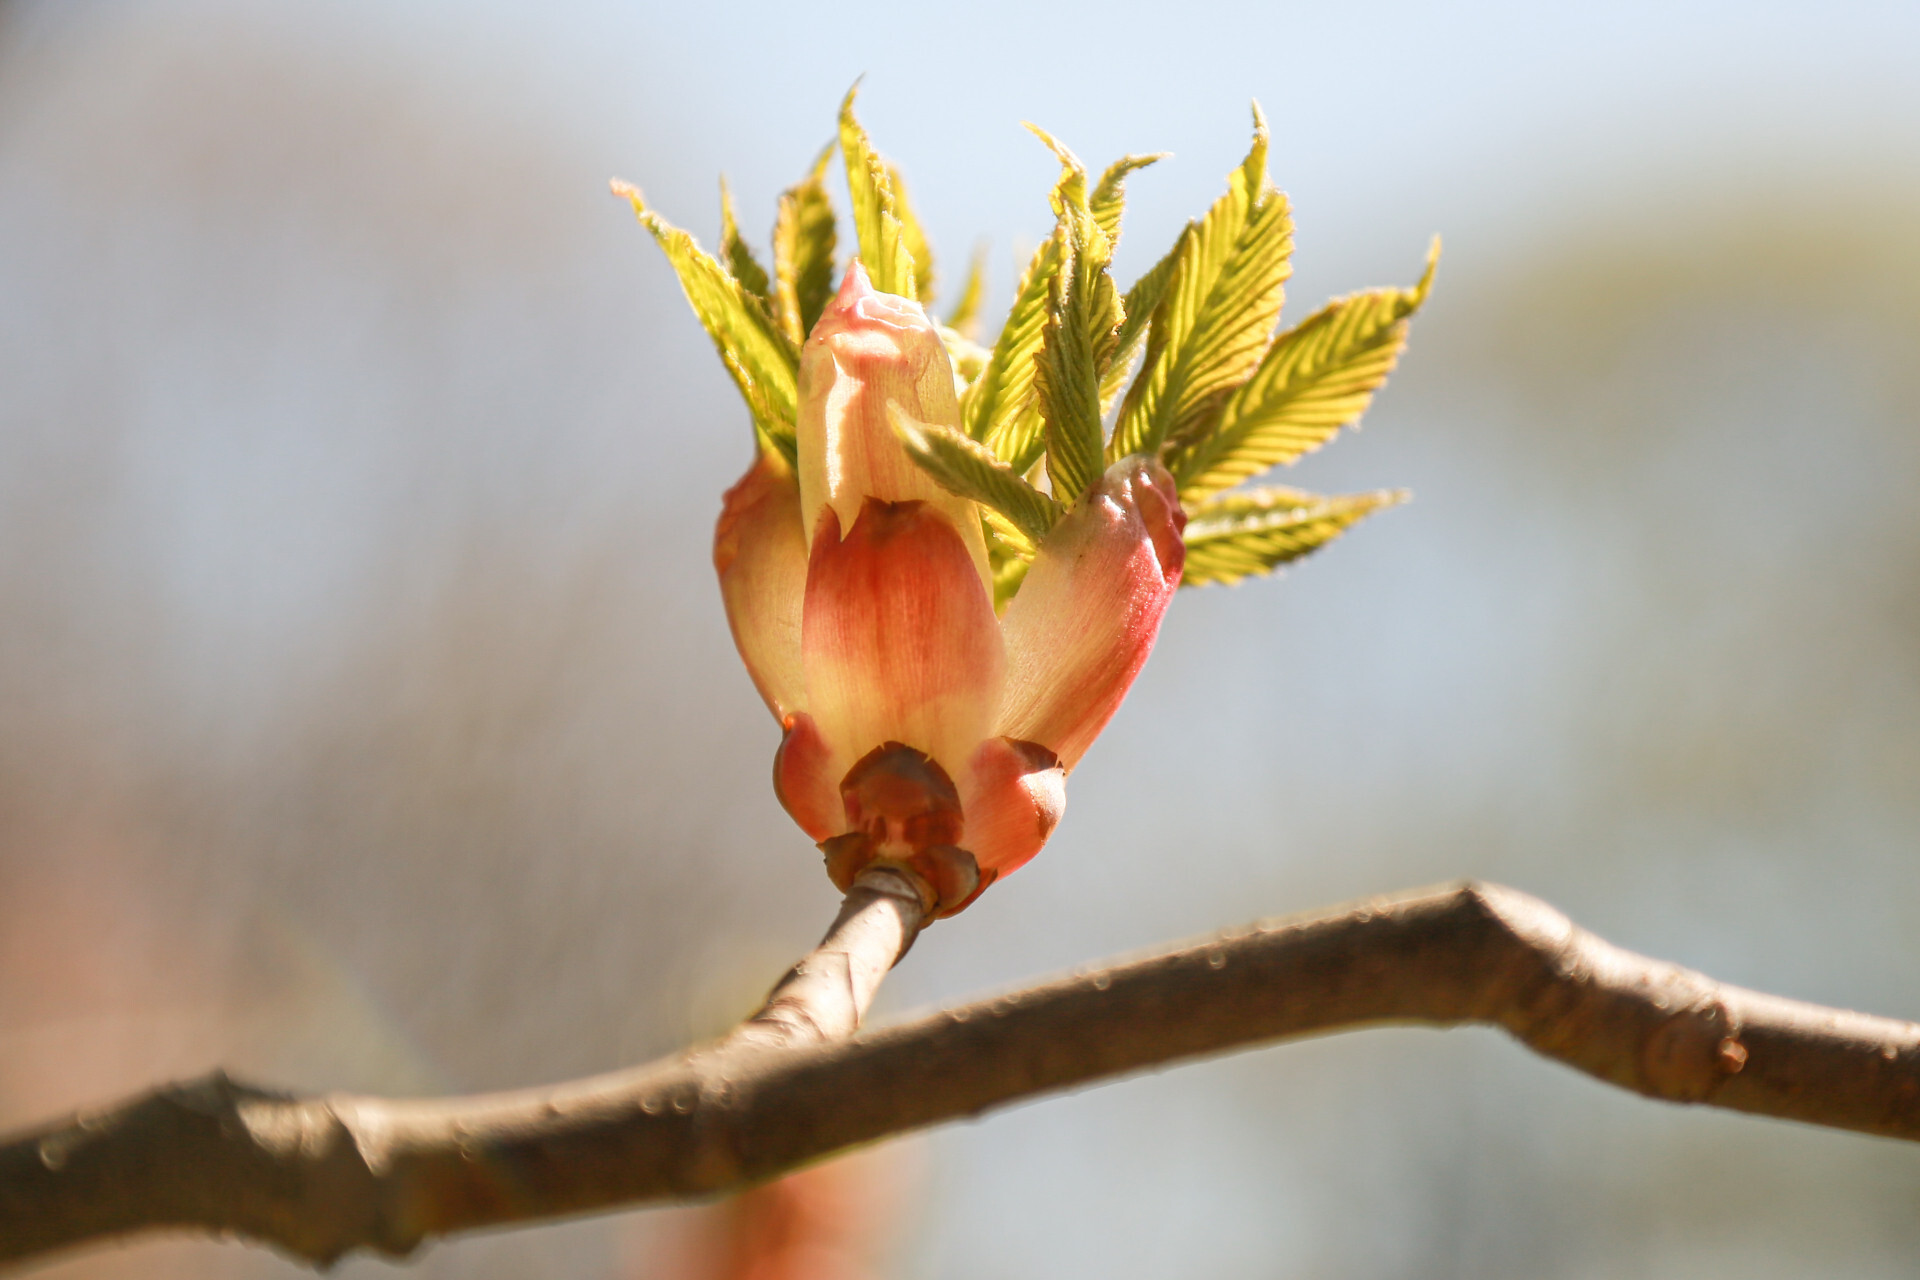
[[5, 880, 1918, 1270]]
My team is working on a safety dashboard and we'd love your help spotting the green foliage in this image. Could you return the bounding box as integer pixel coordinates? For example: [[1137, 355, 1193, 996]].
[[1101, 233, 1181, 416], [945, 245, 988, 342], [613, 180, 799, 466], [1110, 105, 1293, 461], [719, 178, 771, 302], [839, 86, 921, 300], [963, 227, 1059, 463], [1181, 487, 1406, 586], [962, 136, 1149, 480], [889, 405, 1063, 546], [940, 324, 991, 388], [623, 92, 1433, 599], [989, 550, 1032, 611], [1170, 241, 1437, 502], [1028, 128, 1123, 505], [887, 162, 938, 302], [771, 147, 838, 346], [1089, 153, 1165, 249]]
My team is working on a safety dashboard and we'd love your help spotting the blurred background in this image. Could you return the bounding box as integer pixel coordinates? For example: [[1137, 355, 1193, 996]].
[[3, 0, 1919, 1276]]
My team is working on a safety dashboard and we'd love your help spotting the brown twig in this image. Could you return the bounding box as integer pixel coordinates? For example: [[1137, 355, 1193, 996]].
[[726, 866, 927, 1052], [4, 880, 1918, 1270]]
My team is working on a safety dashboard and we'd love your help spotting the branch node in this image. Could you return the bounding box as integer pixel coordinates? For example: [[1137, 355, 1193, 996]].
[[1640, 998, 1745, 1103]]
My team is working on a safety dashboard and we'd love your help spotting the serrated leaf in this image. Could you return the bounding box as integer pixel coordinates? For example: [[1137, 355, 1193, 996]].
[[979, 508, 1039, 611], [1171, 239, 1438, 502], [939, 324, 990, 391], [1088, 152, 1165, 249], [1027, 127, 1122, 504], [981, 507, 1037, 559], [614, 180, 799, 464], [1035, 221, 1119, 502], [838, 85, 917, 299], [718, 177, 770, 301], [1101, 231, 1183, 420], [886, 162, 937, 303], [890, 404, 1063, 546], [963, 231, 1057, 462], [771, 146, 837, 345], [962, 175, 1083, 464], [945, 244, 988, 342], [990, 547, 1033, 610], [1110, 104, 1294, 461], [965, 130, 1109, 469], [1180, 486, 1405, 587]]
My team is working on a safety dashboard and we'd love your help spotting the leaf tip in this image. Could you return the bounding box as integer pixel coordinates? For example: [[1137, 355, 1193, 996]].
[[1415, 237, 1442, 302], [839, 78, 866, 119], [883, 398, 925, 446], [1022, 122, 1084, 175], [808, 140, 836, 181]]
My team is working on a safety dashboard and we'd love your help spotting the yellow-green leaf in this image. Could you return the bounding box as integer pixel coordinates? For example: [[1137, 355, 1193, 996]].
[[1180, 486, 1406, 587], [1028, 127, 1122, 504], [989, 546, 1033, 611], [1171, 239, 1437, 502], [1088, 152, 1165, 250], [719, 177, 770, 301], [890, 405, 1063, 546], [1101, 231, 1183, 421], [939, 324, 990, 391], [965, 128, 1109, 468], [1110, 104, 1294, 461], [945, 244, 988, 342], [771, 146, 837, 345], [887, 162, 937, 303], [961, 143, 1091, 464], [838, 85, 917, 299], [963, 231, 1056, 462], [614, 180, 799, 465]]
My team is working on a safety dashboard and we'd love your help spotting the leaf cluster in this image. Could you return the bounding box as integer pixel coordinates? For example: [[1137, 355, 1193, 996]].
[[616, 92, 1435, 595]]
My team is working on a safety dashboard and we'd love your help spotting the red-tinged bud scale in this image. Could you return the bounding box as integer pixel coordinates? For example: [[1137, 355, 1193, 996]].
[[716, 263, 1185, 916]]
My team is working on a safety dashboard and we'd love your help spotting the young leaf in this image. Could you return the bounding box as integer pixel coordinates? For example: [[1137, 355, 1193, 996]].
[[963, 231, 1057, 462], [771, 146, 837, 345], [939, 324, 991, 391], [945, 244, 988, 342], [981, 508, 1038, 559], [989, 548, 1033, 611], [718, 177, 770, 301], [1180, 486, 1405, 587], [1027, 127, 1122, 504], [1170, 239, 1438, 503], [1110, 104, 1294, 461], [838, 85, 917, 299], [965, 128, 1117, 473], [1035, 214, 1119, 502], [961, 128, 1108, 467], [614, 180, 799, 464], [1088, 152, 1166, 250], [1101, 231, 1184, 420], [889, 404, 1064, 546], [887, 162, 937, 303]]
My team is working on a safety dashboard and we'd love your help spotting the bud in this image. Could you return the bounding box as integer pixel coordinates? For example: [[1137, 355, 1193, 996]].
[[717, 264, 1184, 915]]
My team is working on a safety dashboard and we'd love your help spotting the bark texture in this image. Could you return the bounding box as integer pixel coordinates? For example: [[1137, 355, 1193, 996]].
[[4, 880, 1918, 1269]]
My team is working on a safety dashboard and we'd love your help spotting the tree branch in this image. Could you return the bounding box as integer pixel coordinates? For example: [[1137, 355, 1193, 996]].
[[5, 880, 1918, 1270]]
